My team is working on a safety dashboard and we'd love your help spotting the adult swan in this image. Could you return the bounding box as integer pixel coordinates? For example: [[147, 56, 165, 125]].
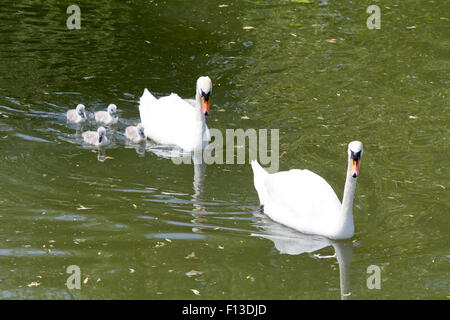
[[251, 141, 363, 239], [138, 76, 212, 152]]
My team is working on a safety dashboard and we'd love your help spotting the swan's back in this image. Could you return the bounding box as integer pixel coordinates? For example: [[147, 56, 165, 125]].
[[139, 92, 208, 151], [252, 161, 342, 236]]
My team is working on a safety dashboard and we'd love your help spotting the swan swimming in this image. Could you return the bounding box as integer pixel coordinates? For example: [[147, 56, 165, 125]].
[[82, 127, 108, 146], [94, 104, 118, 125], [138, 76, 212, 152], [251, 141, 363, 239], [125, 123, 146, 143], [66, 104, 87, 123]]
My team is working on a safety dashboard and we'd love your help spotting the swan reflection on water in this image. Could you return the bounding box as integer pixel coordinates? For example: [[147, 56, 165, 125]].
[[251, 212, 353, 300]]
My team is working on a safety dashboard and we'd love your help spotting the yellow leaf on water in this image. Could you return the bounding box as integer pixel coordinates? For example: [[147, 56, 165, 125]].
[[155, 242, 166, 248], [77, 204, 91, 210], [191, 289, 201, 296], [185, 252, 199, 260], [186, 270, 203, 277], [27, 281, 40, 287]]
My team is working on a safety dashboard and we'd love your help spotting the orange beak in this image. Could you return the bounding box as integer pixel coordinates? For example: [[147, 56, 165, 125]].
[[202, 96, 210, 116], [350, 158, 360, 178]]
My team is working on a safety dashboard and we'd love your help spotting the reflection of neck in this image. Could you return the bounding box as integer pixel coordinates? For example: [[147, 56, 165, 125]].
[[192, 156, 205, 202], [333, 241, 353, 300]]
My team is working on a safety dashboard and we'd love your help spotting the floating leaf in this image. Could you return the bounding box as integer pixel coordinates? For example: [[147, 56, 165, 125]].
[[185, 252, 199, 260], [27, 281, 40, 287], [191, 289, 201, 296], [77, 204, 91, 210], [186, 270, 203, 277], [155, 242, 166, 248]]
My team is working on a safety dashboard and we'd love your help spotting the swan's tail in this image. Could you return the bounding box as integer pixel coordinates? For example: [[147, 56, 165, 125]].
[[138, 88, 157, 122], [251, 160, 269, 205]]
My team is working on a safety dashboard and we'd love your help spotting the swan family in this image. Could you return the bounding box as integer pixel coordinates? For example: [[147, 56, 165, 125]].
[[66, 76, 363, 240]]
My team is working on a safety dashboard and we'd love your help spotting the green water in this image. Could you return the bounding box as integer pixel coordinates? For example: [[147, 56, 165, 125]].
[[0, 0, 448, 299]]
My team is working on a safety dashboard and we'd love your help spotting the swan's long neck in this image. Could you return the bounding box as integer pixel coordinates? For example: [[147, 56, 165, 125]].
[[339, 159, 357, 230], [193, 89, 206, 149]]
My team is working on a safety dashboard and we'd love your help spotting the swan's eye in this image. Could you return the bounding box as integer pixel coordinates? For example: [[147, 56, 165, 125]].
[[350, 150, 361, 161], [201, 91, 210, 101]]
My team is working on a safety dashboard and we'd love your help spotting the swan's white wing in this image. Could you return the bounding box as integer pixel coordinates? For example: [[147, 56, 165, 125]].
[[140, 93, 198, 150], [139, 88, 157, 121], [261, 169, 342, 235], [265, 169, 341, 214]]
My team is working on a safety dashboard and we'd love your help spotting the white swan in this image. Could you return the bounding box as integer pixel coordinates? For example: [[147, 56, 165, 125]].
[[95, 104, 118, 125], [82, 127, 108, 146], [251, 141, 363, 239], [125, 123, 146, 143], [138, 76, 212, 152], [66, 104, 87, 123]]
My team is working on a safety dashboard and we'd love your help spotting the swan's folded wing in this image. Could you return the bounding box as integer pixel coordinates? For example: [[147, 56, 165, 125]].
[[139, 88, 158, 120], [141, 93, 198, 147], [264, 169, 341, 217]]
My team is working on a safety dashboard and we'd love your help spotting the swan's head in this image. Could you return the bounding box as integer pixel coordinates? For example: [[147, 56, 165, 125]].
[[348, 141, 363, 179], [196, 76, 212, 116], [137, 123, 146, 139], [97, 126, 106, 143], [76, 104, 86, 118], [108, 104, 117, 118]]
